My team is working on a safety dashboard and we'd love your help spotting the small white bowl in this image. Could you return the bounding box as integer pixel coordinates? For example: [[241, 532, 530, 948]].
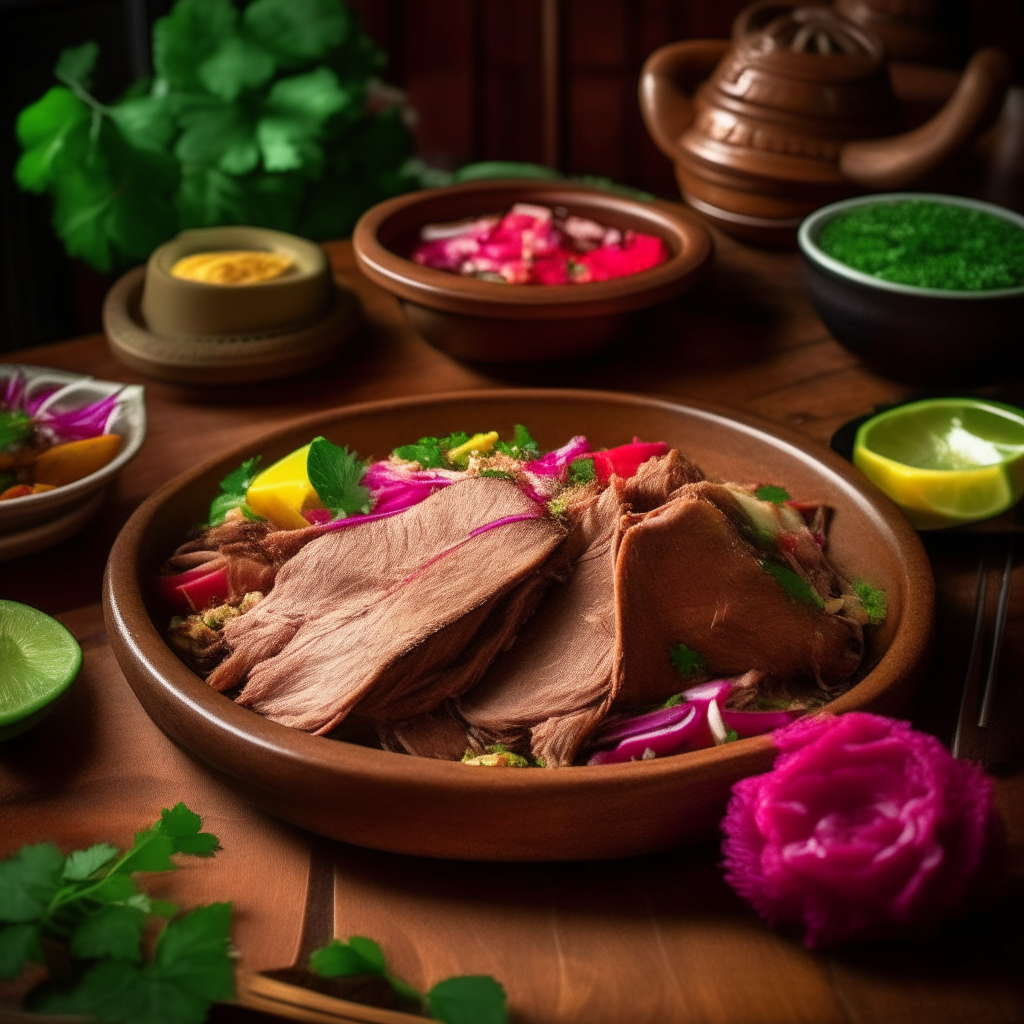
[[0, 365, 146, 540]]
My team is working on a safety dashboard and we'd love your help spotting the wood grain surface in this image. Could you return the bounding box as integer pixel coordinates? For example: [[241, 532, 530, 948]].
[[2, 230, 1023, 1023]]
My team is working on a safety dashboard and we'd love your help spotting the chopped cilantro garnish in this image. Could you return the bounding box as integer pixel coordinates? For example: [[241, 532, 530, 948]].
[[0, 410, 33, 453], [567, 456, 596, 485], [724, 728, 740, 743], [207, 456, 262, 526], [493, 423, 539, 461], [754, 484, 791, 504], [307, 436, 371, 518], [393, 431, 470, 468], [661, 693, 684, 708], [852, 579, 888, 625], [760, 560, 824, 609], [669, 643, 706, 679], [478, 469, 515, 480]]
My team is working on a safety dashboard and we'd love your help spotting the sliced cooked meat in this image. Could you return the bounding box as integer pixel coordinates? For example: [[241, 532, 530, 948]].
[[618, 448, 704, 511], [210, 478, 567, 734], [614, 493, 864, 710], [455, 482, 624, 767]]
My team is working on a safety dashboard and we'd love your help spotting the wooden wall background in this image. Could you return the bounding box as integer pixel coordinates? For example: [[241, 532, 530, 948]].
[[1, 0, 1022, 352]]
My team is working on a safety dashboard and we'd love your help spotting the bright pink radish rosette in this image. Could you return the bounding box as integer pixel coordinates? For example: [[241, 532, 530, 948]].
[[721, 713, 1005, 948]]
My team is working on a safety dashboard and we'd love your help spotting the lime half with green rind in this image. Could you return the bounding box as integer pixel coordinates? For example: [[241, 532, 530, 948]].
[[854, 399, 1024, 529], [0, 600, 82, 740]]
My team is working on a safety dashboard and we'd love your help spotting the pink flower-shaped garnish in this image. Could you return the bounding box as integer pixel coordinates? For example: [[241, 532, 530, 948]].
[[721, 713, 1005, 948]]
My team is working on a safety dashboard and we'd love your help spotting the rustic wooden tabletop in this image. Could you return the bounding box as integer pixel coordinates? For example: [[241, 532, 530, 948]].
[[1, 233, 1022, 1024]]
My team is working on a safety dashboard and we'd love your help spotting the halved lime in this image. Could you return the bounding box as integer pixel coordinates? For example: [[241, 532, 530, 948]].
[[854, 399, 1024, 529], [0, 600, 82, 740]]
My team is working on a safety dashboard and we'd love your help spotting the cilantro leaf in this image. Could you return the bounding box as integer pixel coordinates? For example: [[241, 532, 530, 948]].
[[493, 424, 539, 461], [427, 975, 508, 1024], [306, 436, 370, 517], [208, 456, 261, 526], [153, 0, 239, 92], [0, 923, 44, 979], [661, 693, 684, 708], [754, 484, 791, 504], [70, 904, 146, 962], [669, 643, 706, 680], [62, 842, 119, 881], [154, 803, 220, 857], [567, 456, 596, 486], [0, 410, 33, 452], [0, 843, 65, 923], [14, 88, 91, 194], [244, 0, 353, 66], [477, 469, 514, 480], [115, 830, 177, 876], [154, 902, 234, 1002], [310, 936, 386, 978], [760, 560, 825, 609], [90, 872, 141, 905], [54, 41, 99, 93], [852, 579, 888, 625], [393, 432, 470, 469], [198, 35, 277, 103]]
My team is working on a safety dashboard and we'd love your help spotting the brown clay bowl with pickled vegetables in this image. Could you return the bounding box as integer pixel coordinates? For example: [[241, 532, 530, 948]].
[[352, 179, 714, 362], [103, 389, 933, 862]]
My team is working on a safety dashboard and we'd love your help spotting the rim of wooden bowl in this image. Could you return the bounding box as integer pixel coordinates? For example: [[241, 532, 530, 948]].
[[352, 179, 715, 320], [103, 388, 934, 861]]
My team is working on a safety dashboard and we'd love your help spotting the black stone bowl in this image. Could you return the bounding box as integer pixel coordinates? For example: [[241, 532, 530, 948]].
[[798, 193, 1024, 385]]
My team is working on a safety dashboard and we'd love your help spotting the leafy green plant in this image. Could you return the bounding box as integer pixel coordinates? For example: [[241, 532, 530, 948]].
[[311, 936, 508, 1024], [14, 0, 418, 274], [0, 803, 234, 1023]]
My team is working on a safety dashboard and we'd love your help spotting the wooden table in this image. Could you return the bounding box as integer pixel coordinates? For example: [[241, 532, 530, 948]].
[[2, 234, 1022, 1024]]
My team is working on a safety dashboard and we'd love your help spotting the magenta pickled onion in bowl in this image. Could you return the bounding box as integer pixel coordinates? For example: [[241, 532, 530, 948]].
[[412, 202, 670, 285]]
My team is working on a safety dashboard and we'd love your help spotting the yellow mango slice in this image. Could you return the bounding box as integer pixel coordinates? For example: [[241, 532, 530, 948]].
[[33, 434, 122, 487], [447, 431, 499, 466], [245, 444, 322, 530]]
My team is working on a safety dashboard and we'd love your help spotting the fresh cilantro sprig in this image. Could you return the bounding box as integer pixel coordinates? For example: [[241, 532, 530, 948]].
[[0, 803, 233, 1023], [493, 423, 539, 461], [311, 936, 508, 1024], [208, 455, 263, 525], [15, 0, 419, 274], [393, 431, 470, 469], [307, 436, 371, 518]]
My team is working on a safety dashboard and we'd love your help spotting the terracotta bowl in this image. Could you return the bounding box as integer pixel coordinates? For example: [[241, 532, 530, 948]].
[[103, 389, 934, 862], [352, 180, 714, 362]]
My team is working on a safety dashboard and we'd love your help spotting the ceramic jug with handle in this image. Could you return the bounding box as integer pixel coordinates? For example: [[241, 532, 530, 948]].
[[639, 1, 1010, 244]]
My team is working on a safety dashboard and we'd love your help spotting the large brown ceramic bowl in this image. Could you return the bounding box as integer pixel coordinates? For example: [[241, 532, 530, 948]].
[[103, 390, 933, 861], [352, 180, 714, 362]]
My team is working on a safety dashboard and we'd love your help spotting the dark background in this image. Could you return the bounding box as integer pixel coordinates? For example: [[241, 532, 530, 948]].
[[1, 0, 1022, 354]]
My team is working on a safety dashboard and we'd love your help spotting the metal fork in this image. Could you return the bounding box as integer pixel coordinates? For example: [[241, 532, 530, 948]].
[[952, 539, 1015, 766]]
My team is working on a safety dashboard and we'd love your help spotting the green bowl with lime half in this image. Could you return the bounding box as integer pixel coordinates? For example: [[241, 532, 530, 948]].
[[0, 600, 82, 740], [853, 398, 1024, 530]]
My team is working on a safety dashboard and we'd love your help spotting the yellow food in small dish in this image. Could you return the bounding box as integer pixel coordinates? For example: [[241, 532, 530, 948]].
[[170, 250, 294, 285], [854, 398, 1024, 529]]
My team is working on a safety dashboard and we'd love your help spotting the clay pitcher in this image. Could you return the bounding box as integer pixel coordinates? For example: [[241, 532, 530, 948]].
[[639, 2, 1010, 244]]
